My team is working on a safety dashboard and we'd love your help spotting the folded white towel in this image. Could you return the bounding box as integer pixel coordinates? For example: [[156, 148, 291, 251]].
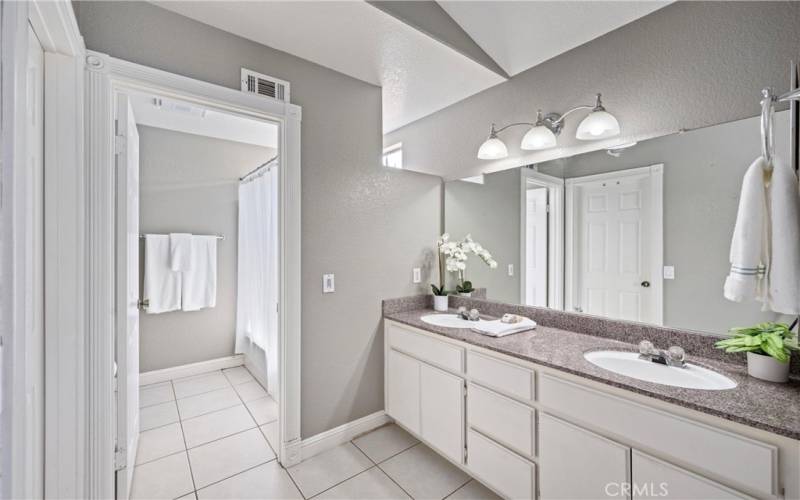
[[144, 234, 182, 314], [765, 156, 800, 314], [181, 235, 218, 311], [472, 317, 537, 337], [724, 157, 769, 304], [169, 233, 193, 271]]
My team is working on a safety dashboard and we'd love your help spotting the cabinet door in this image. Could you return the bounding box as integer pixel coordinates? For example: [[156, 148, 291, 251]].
[[540, 413, 631, 499], [387, 349, 420, 434], [632, 451, 752, 500], [420, 363, 465, 464]]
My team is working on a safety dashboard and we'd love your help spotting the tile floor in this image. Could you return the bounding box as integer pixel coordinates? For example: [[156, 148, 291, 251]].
[[134, 366, 499, 500]]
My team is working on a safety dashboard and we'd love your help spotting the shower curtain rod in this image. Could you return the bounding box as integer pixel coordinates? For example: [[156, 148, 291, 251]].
[[240, 155, 278, 182]]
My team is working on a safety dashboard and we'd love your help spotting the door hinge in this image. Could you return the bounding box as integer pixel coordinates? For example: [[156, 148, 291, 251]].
[[546, 203, 551, 213], [114, 135, 126, 155], [114, 445, 126, 471]]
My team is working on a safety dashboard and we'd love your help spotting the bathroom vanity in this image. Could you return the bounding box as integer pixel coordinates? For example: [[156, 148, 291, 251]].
[[383, 298, 800, 500]]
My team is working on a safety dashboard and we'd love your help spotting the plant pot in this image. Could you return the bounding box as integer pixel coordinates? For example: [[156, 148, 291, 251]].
[[433, 295, 449, 312], [746, 352, 790, 383], [459, 292, 472, 297]]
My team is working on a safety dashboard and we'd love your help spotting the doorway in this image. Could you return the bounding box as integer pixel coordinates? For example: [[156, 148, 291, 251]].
[[565, 165, 664, 324]]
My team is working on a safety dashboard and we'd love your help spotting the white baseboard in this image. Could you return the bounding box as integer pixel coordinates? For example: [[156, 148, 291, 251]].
[[243, 354, 270, 394], [139, 354, 244, 386], [300, 411, 390, 461]]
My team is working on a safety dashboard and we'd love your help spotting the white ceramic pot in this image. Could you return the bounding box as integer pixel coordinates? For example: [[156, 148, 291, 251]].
[[746, 352, 790, 383], [433, 295, 449, 312]]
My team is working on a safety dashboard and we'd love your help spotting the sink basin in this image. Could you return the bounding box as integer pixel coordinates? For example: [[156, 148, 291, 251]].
[[584, 351, 737, 390], [420, 314, 476, 329]]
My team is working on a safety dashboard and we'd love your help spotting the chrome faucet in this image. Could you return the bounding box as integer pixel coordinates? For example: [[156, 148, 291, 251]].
[[638, 340, 686, 368], [457, 306, 480, 322]]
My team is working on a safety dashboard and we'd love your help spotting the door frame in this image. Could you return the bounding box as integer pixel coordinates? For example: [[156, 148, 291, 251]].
[[1, 1, 85, 498], [564, 164, 664, 324], [519, 169, 565, 310], [85, 51, 303, 498]]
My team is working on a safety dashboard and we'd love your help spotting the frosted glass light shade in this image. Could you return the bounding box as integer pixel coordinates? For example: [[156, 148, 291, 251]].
[[477, 137, 508, 159], [576, 110, 620, 140], [521, 125, 557, 150]]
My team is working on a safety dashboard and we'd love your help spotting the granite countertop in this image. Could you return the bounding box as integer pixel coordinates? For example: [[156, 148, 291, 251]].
[[385, 307, 800, 440]]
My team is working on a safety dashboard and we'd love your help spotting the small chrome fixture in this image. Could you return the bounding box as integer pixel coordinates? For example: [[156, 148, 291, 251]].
[[457, 306, 480, 322], [638, 340, 686, 368], [477, 93, 621, 159]]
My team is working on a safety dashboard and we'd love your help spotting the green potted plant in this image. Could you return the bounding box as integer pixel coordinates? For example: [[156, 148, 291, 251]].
[[456, 280, 475, 297], [715, 322, 797, 383]]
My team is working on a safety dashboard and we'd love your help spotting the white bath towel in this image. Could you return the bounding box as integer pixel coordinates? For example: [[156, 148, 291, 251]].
[[724, 156, 800, 314], [144, 234, 182, 314], [169, 233, 193, 271], [765, 156, 800, 314], [724, 157, 769, 304], [472, 317, 537, 337], [181, 235, 218, 311]]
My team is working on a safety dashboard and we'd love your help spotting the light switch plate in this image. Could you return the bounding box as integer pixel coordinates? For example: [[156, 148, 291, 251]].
[[508, 264, 514, 276], [323, 274, 335, 293], [663, 266, 675, 280], [412, 268, 421, 284]]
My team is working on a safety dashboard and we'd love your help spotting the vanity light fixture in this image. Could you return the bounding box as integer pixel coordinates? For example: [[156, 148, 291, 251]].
[[477, 93, 620, 159]]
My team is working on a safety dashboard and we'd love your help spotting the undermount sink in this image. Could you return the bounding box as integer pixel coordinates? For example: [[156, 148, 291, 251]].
[[420, 314, 477, 329], [584, 350, 737, 390]]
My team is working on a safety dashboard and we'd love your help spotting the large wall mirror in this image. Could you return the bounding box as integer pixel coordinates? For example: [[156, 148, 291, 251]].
[[444, 111, 794, 335]]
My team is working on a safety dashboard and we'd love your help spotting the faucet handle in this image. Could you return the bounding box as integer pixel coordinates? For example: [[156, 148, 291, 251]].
[[638, 340, 655, 355]]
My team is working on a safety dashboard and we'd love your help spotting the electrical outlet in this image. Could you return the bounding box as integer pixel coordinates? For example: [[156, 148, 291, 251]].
[[663, 266, 675, 280], [508, 264, 514, 276], [412, 268, 421, 283], [323, 274, 335, 293]]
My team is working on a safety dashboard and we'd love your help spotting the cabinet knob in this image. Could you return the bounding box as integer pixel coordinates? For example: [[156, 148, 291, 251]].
[[641, 281, 651, 288]]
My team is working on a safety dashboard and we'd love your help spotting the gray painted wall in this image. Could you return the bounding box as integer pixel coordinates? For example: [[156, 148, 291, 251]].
[[385, 2, 800, 180], [444, 169, 520, 303], [138, 125, 274, 372], [75, 1, 442, 438]]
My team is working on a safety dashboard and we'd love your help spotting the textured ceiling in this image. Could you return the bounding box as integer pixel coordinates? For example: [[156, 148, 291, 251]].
[[439, 1, 669, 76], [153, 1, 506, 133]]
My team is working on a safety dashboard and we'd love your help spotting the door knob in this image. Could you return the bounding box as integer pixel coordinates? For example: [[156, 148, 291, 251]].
[[641, 281, 651, 288]]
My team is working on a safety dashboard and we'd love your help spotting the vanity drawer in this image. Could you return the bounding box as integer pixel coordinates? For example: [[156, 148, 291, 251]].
[[539, 374, 777, 497], [387, 323, 464, 373], [468, 383, 536, 458], [467, 429, 536, 500], [467, 351, 535, 402]]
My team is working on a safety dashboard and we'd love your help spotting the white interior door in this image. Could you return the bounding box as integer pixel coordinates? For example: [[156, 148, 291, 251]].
[[115, 93, 140, 499], [569, 167, 662, 323], [525, 187, 548, 307]]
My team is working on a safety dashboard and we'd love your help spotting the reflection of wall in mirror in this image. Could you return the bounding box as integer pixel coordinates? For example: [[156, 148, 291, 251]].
[[444, 169, 521, 303]]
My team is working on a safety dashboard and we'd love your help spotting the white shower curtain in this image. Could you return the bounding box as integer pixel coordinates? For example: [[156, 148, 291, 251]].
[[236, 166, 279, 396]]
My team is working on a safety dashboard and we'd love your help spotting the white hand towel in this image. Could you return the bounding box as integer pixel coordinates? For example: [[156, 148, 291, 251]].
[[181, 235, 218, 311], [724, 157, 769, 304], [472, 317, 537, 337], [144, 234, 182, 314], [765, 156, 800, 314], [169, 233, 193, 271]]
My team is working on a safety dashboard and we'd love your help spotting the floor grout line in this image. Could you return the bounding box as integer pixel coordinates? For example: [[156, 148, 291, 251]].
[[305, 464, 380, 499], [192, 457, 278, 495], [171, 379, 199, 499], [350, 438, 416, 499]]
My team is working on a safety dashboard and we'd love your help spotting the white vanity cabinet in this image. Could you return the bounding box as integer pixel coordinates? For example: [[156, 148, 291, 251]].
[[384, 320, 795, 500], [539, 413, 630, 499]]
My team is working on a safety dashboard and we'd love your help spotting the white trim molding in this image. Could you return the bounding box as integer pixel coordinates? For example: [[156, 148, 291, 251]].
[[300, 412, 391, 461], [139, 355, 245, 387], [564, 164, 664, 324], [85, 52, 303, 496]]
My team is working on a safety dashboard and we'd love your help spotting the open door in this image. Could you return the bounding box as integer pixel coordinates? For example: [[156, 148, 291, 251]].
[[115, 93, 140, 499]]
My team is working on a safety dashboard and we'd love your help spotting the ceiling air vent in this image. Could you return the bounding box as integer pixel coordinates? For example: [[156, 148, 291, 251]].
[[241, 68, 290, 103]]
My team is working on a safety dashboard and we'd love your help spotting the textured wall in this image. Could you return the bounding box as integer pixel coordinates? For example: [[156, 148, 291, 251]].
[[385, 2, 800, 180], [74, 1, 442, 438], [138, 126, 274, 372], [444, 169, 520, 303]]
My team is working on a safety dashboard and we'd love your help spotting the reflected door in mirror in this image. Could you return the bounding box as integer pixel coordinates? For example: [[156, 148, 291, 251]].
[[525, 187, 548, 307]]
